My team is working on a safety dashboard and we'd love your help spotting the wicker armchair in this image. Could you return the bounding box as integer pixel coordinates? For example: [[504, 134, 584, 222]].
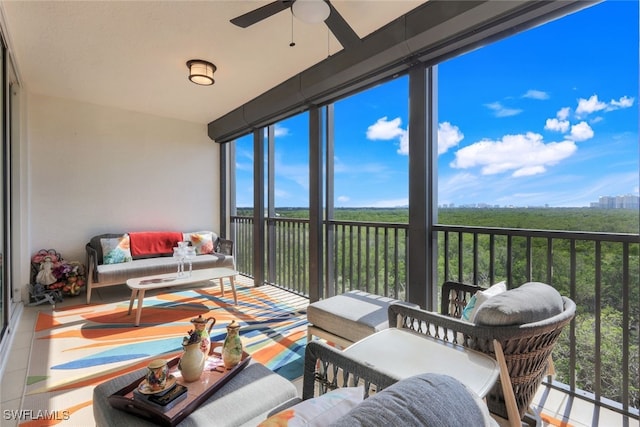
[[389, 281, 576, 426], [302, 340, 398, 400], [301, 340, 498, 426]]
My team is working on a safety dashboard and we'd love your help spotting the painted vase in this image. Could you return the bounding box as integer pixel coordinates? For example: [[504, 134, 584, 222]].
[[190, 314, 216, 355], [179, 339, 206, 382], [222, 320, 243, 369]]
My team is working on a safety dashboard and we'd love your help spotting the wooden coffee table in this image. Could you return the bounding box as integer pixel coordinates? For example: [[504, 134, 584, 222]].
[[126, 267, 238, 326]]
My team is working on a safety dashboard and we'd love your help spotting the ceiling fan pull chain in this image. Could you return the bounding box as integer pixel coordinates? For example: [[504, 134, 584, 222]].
[[289, 12, 296, 47]]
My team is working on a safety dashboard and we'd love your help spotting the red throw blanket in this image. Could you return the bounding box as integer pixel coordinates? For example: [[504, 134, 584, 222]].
[[129, 231, 184, 257]]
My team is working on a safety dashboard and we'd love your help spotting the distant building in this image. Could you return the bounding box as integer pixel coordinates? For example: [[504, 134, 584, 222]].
[[596, 195, 639, 209]]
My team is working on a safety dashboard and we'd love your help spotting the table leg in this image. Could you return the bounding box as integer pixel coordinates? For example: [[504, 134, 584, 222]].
[[128, 290, 137, 315], [135, 289, 146, 327], [219, 278, 225, 297], [230, 275, 237, 305]]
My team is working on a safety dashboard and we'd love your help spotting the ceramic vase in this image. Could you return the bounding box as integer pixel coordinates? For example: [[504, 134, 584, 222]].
[[190, 314, 216, 356], [222, 320, 243, 369], [179, 340, 206, 382]]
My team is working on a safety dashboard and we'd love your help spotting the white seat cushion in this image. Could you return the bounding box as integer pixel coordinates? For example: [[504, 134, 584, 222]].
[[307, 291, 417, 344]]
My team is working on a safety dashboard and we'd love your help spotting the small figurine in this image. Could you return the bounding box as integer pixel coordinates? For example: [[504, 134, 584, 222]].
[[36, 256, 57, 286]]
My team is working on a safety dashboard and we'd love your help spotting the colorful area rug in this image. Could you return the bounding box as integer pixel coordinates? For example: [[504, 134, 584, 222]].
[[20, 283, 308, 426]]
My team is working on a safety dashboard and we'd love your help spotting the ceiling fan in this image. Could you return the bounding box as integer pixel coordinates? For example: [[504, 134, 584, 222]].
[[230, 0, 360, 49]]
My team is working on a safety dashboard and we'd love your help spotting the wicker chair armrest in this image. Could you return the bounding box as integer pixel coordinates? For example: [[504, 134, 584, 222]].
[[389, 299, 575, 350], [388, 303, 480, 346], [441, 281, 485, 318], [216, 238, 234, 256], [86, 243, 99, 282], [302, 341, 399, 401]]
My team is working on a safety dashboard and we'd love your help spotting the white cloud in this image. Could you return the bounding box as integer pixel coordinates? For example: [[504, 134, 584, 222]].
[[274, 188, 291, 199], [523, 90, 549, 100], [337, 195, 350, 203], [334, 156, 390, 175], [557, 107, 571, 121], [568, 121, 594, 142], [398, 131, 409, 155], [366, 117, 405, 140], [577, 94, 634, 117], [545, 107, 571, 132], [576, 95, 607, 116], [366, 116, 409, 155], [512, 166, 547, 177], [274, 124, 289, 137], [366, 119, 464, 156], [608, 95, 635, 110], [545, 118, 570, 133], [276, 165, 309, 190], [485, 102, 522, 117], [438, 122, 464, 154], [450, 132, 577, 177]]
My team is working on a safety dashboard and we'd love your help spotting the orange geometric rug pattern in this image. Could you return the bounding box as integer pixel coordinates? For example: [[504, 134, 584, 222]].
[[20, 283, 308, 426]]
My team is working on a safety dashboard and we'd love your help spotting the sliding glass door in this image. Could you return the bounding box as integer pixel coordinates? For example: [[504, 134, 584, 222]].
[[0, 32, 16, 349], [0, 38, 5, 344]]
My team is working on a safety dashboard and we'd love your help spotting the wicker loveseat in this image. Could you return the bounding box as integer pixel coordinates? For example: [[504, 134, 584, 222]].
[[388, 281, 576, 426], [85, 231, 234, 304]]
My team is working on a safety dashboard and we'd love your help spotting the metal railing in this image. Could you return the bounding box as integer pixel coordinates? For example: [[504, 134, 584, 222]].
[[327, 219, 408, 299], [434, 224, 639, 421], [230, 215, 639, 421], [232, 216, 408, 298]]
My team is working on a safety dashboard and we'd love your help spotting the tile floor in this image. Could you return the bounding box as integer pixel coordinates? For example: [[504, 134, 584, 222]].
[[1, 281, 634, 427], [2, 303, 35, 427], [1, 286, 128, 426]]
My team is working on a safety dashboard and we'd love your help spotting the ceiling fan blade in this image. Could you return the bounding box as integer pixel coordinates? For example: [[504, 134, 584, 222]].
[[230, 1, 292, 28], [325, 1, 360, 49]]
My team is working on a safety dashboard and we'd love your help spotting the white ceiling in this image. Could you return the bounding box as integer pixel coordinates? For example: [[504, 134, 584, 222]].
[[0, 0, 425, 125]]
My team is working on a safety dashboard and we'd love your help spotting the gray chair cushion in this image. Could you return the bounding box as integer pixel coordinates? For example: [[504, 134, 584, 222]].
[[329, 373, 496, 427], [474, 281, 564, 326], [307, 291, 417, 343]]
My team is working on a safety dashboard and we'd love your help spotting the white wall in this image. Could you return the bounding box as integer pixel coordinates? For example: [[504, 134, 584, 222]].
[[27, 93, 221, 265]]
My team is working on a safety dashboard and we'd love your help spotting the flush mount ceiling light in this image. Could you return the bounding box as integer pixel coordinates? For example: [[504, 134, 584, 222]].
[[187, 59, 216, 86], [291, 0, 330, 24]]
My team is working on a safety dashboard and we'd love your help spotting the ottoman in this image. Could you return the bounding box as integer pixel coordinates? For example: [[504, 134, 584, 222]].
[[93, 361, 299, 427], [306, 290, 419, 348]]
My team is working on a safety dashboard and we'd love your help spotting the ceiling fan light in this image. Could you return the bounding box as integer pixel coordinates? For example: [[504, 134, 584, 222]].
[[292, 0, 330, 24], [187, 59, 216, 86]]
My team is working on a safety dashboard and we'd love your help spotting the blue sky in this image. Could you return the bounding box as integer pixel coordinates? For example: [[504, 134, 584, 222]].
[[236, 0, 639, 208]]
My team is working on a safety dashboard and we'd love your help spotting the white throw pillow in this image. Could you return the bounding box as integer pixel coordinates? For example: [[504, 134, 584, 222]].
[[183, 231, 215, 254], [461, 281, 506, 323]]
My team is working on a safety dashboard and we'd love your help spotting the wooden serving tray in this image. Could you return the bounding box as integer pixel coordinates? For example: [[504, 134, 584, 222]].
[[108, 345, 251, 427]]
